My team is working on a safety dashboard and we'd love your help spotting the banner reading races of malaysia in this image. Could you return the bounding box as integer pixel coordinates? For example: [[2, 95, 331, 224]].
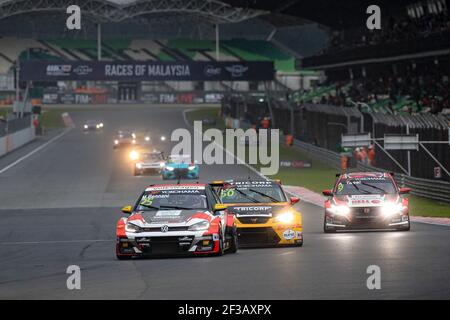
[[19, 61, 275, 82]]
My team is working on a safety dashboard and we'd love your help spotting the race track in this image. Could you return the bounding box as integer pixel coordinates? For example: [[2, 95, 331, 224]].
[[0, 105, 449, 299]]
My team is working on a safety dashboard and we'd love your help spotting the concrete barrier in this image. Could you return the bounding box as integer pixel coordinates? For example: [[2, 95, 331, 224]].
[[0, 123, 35, 158]]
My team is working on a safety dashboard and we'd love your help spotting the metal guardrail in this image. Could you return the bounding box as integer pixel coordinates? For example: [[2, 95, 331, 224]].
[[293, 138, 450, 203]]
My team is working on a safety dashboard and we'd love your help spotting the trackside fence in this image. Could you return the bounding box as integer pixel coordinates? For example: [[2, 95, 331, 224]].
[[222, 95, 450, 203]]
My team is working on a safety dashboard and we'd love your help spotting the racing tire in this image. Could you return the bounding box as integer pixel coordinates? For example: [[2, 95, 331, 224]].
[[116, 254, 132, 260], [397, 221, 411, 232], [295, 239, 304, 247], [215, 229, 225, 256], [323, 217, 336, 233], [226, 226, 238, 254]]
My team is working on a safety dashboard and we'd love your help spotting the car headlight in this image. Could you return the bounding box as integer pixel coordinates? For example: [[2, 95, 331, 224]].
[[160, 162, 166, 168], [188, 220, 210, 231], [132, 133, 136, 139], [130, 151, 139, 161], [132, 139, 136, 144], [165, 166, 175, 171], [96, 125, 100, 129], [136, 163, 142, 169], [161, 136, 166, 141], [188, 165, 196, 171], [275, 211, 295, 223], [327, 205, 350, 216], [125, 222, 141, 233], [381, 203, 405, 217], [99, 123, 104, 128], [145, 136, 150, 142], [84, 125, 88, 129], [114, 140, 119, 145]]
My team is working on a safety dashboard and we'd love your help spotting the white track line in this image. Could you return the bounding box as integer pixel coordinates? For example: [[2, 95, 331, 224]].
[[0, 127, 72, 175], [182, 109, 268, 181], [183, 109, 450, 228]]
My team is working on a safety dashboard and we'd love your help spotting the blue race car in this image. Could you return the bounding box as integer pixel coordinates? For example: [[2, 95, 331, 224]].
[[162, 155, 199, 180]]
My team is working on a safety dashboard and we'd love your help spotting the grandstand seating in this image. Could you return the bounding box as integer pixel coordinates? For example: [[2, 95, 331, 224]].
[[0, 37, 296, 73]]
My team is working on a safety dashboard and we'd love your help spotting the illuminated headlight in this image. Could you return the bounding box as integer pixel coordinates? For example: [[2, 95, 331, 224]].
[[96, 125, 100, 129], [99, 123, 104, 128], [381, 203, 405, 217], [160, 136, 166, 141], [136, 163, 142, 169], [327, 205, 351, 216], [159, 162, 166, 168], [132, 133, 136, 139], [132, 139, 136, 144], [275, 211, 295, 223], [114, 140, 119, 145], [84, 125, 88, 129], [145, 136, 150, 142], [130, 151, 139, 161], [165, 166, 175, 172], [188, 221, 210, 231], [125, 223, 141, 233], [188, 165, 196, 171]]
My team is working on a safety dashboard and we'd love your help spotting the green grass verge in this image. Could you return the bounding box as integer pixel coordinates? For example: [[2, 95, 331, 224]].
[[186, 107, 450, 218], [0, 106, 65, 128], [0, 106, 12, 118]]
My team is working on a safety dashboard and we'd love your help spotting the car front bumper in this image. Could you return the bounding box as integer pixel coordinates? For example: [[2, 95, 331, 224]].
[[116, 232, 219, 257], [236, 219, 303, 247], [325, 208, 410, 231], [162, 168, 199, 179]]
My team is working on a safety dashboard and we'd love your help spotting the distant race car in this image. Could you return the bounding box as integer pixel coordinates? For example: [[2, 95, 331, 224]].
[[134, 151, 165, 176], [116, 183, 238, 259], [113, 129, 136, 149], [83, 120, 103, 131], [213, 180, 303, 247], [162, 155, 199, 180], [323, 172, 411, 233], [131, 130, 167, 145]]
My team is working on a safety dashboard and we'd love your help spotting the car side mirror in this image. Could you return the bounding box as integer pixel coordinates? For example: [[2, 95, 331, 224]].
[[322, 190, 333, 197], [290, 197, 300, 205], [399, 188, 411, 195], [121, 206, 133, 214], [214, 204, 227, 212]]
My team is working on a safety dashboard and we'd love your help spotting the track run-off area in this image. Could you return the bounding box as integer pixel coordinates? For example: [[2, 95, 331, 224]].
[[0, 105, 449, 299]]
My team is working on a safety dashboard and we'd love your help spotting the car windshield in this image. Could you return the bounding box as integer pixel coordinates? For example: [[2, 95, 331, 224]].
[[142, 153, 162, 161], [220, 183, 286, 204], [136, 188, 208, 211], [335, 179, 397, 195], [168, 155, 191, 164], [118, 133, 133, 139]]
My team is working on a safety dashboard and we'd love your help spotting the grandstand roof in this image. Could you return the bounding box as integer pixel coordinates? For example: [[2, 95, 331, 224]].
[[0, 0, 267, 24], [223, 0, 420, 28]]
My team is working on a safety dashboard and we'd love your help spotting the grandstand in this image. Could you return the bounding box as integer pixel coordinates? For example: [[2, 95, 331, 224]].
[[0, 0, 331, 99]]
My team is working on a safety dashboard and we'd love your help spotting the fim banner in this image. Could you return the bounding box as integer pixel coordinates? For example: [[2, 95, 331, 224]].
[[20, 61, 275, 82], [280, 160, 312, 169]]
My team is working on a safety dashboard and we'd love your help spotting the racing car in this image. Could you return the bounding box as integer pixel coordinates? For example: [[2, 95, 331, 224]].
[[113, 129, 136, 149], [322, 172, 411, 233], [116, 183, 238, 259], [213, 180, 303, 247], [83, 120, 103, 131], [134, 151, 165, 176], [161, 155, 199, 180]]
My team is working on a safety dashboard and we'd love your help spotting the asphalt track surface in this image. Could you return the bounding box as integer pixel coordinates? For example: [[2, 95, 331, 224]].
[[0, 105, 449, 300]]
